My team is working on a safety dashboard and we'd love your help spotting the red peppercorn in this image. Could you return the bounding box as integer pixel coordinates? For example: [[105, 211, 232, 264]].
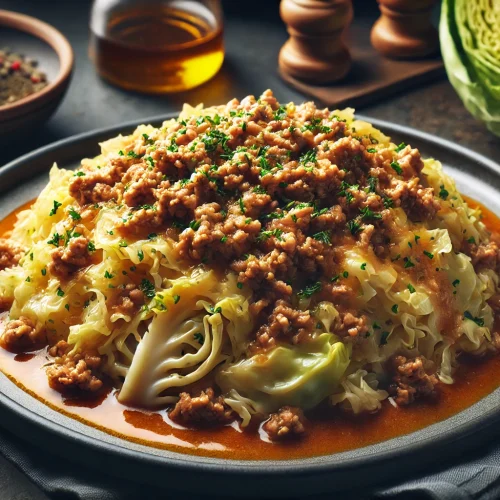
[[30, 75, 40, 83], [10, 60, 21, 70]]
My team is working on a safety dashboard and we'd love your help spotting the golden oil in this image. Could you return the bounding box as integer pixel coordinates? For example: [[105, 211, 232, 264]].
[[89, 4, 224, 94]]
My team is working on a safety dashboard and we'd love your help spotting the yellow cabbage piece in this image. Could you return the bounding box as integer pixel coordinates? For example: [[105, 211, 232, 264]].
[[217, 333, 351, 413]]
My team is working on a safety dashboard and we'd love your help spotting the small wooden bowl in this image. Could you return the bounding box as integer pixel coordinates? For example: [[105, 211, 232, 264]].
[[0, 10, 73, 137]]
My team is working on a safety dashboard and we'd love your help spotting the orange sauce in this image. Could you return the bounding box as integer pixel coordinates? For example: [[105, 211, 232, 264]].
[[1, 196, 500, 460]]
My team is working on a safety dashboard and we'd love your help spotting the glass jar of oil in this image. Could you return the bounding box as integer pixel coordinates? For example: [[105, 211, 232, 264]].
[[89, 0, 224, 93]]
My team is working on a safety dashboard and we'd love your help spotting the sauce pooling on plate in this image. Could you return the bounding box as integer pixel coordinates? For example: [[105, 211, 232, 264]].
[[1, 196, 500, 460]]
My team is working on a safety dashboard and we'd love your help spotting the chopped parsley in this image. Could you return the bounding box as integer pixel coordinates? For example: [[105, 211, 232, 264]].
[[423, 250, 434, 259], [347, 219, 361, 235], [25, 276, 31, 283], [145, 156, 155, 168], [127, 150, 140, 158], [394, 142, 406, 153], [367, 177, 377, 192], [367, 148, 377, 153], [47, 233, 61, 247], [41, 268, 47, 276], [380, 331, 390, 346], [56, 287, 65, 297], [104, 271, 114, 279], [414, 235, 421, 244], [68, 208, 81, 220], [391, 304, 399, 313], [167, 142, 178, 153], [189, 220, 201, 231], [194, 332, 204, 345], [119, 240, 128, 248], [237, 282, 243, 289], [467, 236, 476, 244], [338, 181, 358, 203], [390, 161, 403, 175], [361, 262, 367, 270], [359, 207, 382, 220], [87, 241, 96, 252], [142, 133, 154, 145], [297, 281, 322, 299], [239, 198, 245, 214], [464, 311, 484, 327], [253, 186, 267, 194], [299, 149, 317, 165], [148, 233, 158, 240], [49, 201, 62, 216], [312, 231, 331, 245], [343, 271, 349, 278], [220, 236, 228, 243], [139, 279, 156, 298], [257, 228, 284, 242], [452, 279, 460, 287], [274, 105, 288, 120], [74, 171, 86, 177], [173, 295, 181, 304], [403, 257, 415, 268], [138, 250, 144, 262], [439, 185, 449, 200], [407, 283, 416, 293], [383, 196, 394, 209]]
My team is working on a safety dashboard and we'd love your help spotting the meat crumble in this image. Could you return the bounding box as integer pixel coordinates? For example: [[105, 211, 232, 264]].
[[47, 340, 103, 392], [389, 355, 439, 405], [0, 238, 24, 271], [0, 316, 46, 352], [263, 406, 306, 441], [169, 388, 234, 425]]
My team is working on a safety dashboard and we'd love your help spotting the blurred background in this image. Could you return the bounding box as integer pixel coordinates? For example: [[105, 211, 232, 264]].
[[1, 0, 498, 165]]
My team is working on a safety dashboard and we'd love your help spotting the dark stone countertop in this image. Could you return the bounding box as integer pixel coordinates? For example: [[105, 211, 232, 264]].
[[0, 1, 499, 499]]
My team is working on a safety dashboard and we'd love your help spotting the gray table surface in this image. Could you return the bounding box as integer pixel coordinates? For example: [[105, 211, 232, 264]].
[[1, 1, 499, 499]]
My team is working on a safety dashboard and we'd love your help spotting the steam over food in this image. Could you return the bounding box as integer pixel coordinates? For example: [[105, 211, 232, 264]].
[[1, 90, 500, 440]]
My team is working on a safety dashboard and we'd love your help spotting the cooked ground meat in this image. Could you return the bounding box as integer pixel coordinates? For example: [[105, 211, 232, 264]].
[[48, 236, 92, 278], [47, 340, 103, 392], [0, 316, 46, 351], [465, 240, 500, 274], [0, 296, 13, 312], [263, 406, 306, 441], [0, 238, 24, 271], [254, 299, 315, 349], [109, 284, 145, 317], [169, 388, 234, 425], [389, 355, 439, 405], [335, 311, 369, 339]]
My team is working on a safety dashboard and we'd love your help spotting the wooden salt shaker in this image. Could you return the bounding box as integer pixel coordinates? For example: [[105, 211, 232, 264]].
[[371, 0, 439, 59], [279, 0, 353, 84]]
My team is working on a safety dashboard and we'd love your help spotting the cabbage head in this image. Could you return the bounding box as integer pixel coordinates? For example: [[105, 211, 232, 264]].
[[217, 333, 351, 413], [440, 0, 500, 135]]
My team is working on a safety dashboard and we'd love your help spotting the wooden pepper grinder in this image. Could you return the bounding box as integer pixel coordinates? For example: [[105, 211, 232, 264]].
[[370, 0, 439, 59], [279, 0, 353, 84]]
